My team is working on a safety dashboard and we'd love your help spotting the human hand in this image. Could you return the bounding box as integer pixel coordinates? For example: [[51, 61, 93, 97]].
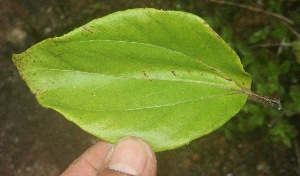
[[61, 136, 157, 176]]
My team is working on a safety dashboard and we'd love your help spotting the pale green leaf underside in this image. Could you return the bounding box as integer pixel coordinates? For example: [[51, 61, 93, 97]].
[[13, 8, 251, 151]]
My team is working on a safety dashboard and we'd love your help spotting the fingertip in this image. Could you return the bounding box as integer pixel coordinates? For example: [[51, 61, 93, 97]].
[[98, 137, 157, 176], [61, 141, 113, 176]]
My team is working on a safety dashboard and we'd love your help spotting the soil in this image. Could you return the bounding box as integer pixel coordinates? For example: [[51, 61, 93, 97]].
[[1, 0, 299, 175]]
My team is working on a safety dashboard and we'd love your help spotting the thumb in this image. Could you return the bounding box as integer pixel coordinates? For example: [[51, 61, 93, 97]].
[[97, 137, 157, 176]]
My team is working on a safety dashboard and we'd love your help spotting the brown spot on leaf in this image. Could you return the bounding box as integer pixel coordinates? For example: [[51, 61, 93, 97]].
[[34, 89, 48, 97], [172, 71, 176, 76], [82, 26, 92, 34], [143, 71, 148, 77]]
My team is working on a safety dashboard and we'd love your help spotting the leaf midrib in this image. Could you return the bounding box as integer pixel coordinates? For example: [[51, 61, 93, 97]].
[[31, 66, 240, 91], [45, 91, 243, 112]]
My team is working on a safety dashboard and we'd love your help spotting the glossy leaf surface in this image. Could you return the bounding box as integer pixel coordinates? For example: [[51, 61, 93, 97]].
[[13, 9, 251, 151]]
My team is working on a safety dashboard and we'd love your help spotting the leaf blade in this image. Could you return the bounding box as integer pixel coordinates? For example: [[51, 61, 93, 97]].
[[13, 8, 251, 151]]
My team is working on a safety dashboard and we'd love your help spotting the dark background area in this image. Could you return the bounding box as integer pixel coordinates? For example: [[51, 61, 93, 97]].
[[1, 0, 300, 175]]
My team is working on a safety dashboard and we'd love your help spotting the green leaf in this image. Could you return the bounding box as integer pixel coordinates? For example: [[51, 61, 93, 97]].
[[13, 8, 251, 151], [268, 120, 297, 148], [249, 27, 269, 44]]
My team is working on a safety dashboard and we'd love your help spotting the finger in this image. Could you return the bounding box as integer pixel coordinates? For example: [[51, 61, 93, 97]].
[[97, 136, 157, 176], [61, 141, 113, 176]]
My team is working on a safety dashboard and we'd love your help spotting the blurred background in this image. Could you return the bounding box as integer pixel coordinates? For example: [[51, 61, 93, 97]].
[[1, 0, 300, 175]]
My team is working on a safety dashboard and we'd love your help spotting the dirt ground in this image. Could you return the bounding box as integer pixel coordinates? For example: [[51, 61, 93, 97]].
[[1, 0, 299, 175]]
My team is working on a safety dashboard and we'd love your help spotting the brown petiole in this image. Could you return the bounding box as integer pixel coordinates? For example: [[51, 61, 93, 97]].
[[242, 89, 282, 110]]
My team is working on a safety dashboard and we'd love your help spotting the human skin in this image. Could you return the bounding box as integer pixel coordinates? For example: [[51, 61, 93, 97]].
[[61, 137, 157, 176]]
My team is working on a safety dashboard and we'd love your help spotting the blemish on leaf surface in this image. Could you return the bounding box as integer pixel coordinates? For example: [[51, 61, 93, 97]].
[[82, 27, 93, 34], [143, 71, 148, 77], [172, 70, 176, 76]]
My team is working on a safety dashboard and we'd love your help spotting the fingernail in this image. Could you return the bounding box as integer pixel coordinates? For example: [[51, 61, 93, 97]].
[[108, 137, 149, 175]]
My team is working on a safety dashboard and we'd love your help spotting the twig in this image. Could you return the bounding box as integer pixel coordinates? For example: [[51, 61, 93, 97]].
[[283, 23, 300, 39], [277, 37, 286, 56], [293, 140, 300, 176], [252, 42, 293, 48], [209, 0, 294, 25]]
